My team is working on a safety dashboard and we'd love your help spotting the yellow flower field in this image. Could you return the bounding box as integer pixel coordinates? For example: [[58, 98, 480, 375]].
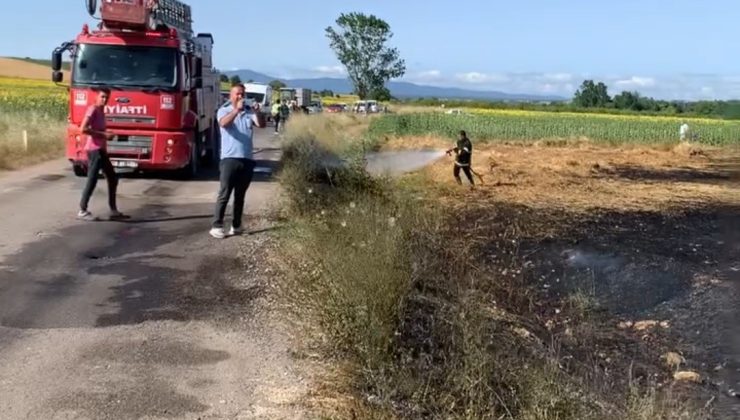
[[0, 77, 66, 169], [0, 77, 67, 119], [320, 94, 359, 105], [2, 75, 739, 146], [467, 106, 734, 125]]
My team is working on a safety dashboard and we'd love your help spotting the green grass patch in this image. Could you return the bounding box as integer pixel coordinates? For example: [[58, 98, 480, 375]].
[[368, 112, 740, 146]]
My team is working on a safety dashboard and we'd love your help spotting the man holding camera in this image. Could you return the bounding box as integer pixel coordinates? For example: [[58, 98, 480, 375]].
[[209, 83, 264, 239]]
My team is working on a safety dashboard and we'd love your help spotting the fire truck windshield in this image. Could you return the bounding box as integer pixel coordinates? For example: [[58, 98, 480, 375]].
[[72, 44, 178, 89]]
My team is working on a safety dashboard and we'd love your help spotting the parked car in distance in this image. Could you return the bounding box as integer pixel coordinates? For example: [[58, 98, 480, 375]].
[[325, 104, 344, 113], [307, 100, 323, 114]]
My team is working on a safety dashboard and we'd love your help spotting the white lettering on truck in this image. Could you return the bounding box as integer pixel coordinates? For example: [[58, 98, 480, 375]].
[[105, 105, 148, 115]]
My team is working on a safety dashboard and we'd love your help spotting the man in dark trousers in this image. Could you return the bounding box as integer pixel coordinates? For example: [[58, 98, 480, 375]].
[[77, 87, 127, 221], [210, 83, 263, 239], [271, 99, 287, 134], [446, 130, 475, 187]]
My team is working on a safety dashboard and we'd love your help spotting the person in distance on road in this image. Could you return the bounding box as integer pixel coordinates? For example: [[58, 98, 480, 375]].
[[446, 130, 475, 187], [271, 99, 282, 134], [77, 88, 128, 221], [279, 100, 290, 122], [210, 83, 264, 239]]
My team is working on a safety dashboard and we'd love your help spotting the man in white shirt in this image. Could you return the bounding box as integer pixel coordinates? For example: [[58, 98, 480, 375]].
[[680, 122, 690, 141]]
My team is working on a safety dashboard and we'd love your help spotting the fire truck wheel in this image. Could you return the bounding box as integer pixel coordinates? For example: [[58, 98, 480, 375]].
[[204, 121, 220, 167], [179, 140, 200, 179]]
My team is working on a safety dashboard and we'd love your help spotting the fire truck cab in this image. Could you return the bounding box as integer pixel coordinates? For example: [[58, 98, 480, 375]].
[[51, 0, 222, 178]]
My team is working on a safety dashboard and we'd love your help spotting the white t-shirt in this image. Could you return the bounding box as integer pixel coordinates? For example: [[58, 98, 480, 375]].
[[680, 124, 689, 136]]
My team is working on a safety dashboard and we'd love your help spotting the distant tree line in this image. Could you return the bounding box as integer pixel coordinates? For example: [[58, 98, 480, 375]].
[[571, 79, 740, 119], [398, 80, 740, 120]]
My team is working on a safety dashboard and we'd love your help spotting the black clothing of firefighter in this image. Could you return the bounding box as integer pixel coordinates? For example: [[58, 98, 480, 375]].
[[447, 130, 474, 185]]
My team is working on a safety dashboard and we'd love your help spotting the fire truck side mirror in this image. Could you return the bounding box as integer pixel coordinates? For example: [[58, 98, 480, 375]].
[[52, 71, 64, 83], [51, 50, 63, 71], [85, 0, 97, 17]]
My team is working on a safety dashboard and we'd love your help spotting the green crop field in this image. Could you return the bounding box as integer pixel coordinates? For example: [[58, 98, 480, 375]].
[[369, 109, 740, 146]]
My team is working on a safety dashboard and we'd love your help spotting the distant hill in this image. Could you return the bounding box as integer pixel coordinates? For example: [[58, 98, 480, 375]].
[[223, 69, 566, 102], [2, 57, 564, 101], [9, 57, 71, 71], [0, 57, 70, 80]]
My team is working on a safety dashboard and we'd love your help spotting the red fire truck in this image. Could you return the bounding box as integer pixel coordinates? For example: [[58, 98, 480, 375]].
[[51, 0, 221, 178]]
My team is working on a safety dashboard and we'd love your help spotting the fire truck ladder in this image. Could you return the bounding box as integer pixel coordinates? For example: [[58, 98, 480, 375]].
[[97, 0, 193, 37], [150, 0, 193, 37]]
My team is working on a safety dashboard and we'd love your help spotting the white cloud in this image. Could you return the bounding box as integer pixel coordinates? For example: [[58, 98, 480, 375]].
[[539, 83, 558, 93], [615, 76, 656, 88], [281, 66, 740, 100], [542, 73, 573, 82], [417, 69, 442, 79], [455, 71, 510, 84], [405, 69, 444, 84], [314, 65, 346, 76]]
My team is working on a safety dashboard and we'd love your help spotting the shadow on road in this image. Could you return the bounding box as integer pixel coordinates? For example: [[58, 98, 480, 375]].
[[116, 214, 213, 224], [114, 156, 284, 184], [0, 203, 274, 330]]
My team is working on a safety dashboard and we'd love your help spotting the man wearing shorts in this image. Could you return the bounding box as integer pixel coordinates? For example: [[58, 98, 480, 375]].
[[78, 88, 127, 221]]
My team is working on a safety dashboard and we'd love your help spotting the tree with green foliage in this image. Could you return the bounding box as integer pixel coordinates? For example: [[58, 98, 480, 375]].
[[613, 91, 642, 111], [269, 79, 286, 91], [573, 80, 611, 108], [229, 75, 241, 85], [370, 86, 392, 101], [219, 74, 229, 83], [325, 12, 405, 100], [319, 89, 335, 97]]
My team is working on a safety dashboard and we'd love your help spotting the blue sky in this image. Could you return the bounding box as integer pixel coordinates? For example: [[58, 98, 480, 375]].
[[1, 0, 738, 100]]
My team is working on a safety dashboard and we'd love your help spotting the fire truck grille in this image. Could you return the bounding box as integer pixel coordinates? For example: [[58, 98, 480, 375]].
[[106, 116, 156, 124], [107, 135, 153, 157]]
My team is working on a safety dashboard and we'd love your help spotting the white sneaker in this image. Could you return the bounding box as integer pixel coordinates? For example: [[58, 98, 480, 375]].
[[209, 227, 225, 239], [77, 210, 95, 221], [229, 226, 244, 236]]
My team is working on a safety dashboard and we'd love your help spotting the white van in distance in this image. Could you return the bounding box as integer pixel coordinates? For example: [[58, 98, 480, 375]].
[[243, 82, 273, 121]]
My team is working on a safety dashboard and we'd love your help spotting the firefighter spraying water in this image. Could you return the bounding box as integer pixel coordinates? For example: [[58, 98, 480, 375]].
[[446, 130, 484, 186]]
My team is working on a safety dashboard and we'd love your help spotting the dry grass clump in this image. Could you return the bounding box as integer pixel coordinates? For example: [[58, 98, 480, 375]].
[[384, 135, 739, 213], [273, 117, 715, 419], [0, 112, 65, 170]]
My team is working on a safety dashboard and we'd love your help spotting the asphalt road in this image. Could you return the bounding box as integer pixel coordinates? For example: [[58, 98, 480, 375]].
[[0, 130, 307, 419]]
